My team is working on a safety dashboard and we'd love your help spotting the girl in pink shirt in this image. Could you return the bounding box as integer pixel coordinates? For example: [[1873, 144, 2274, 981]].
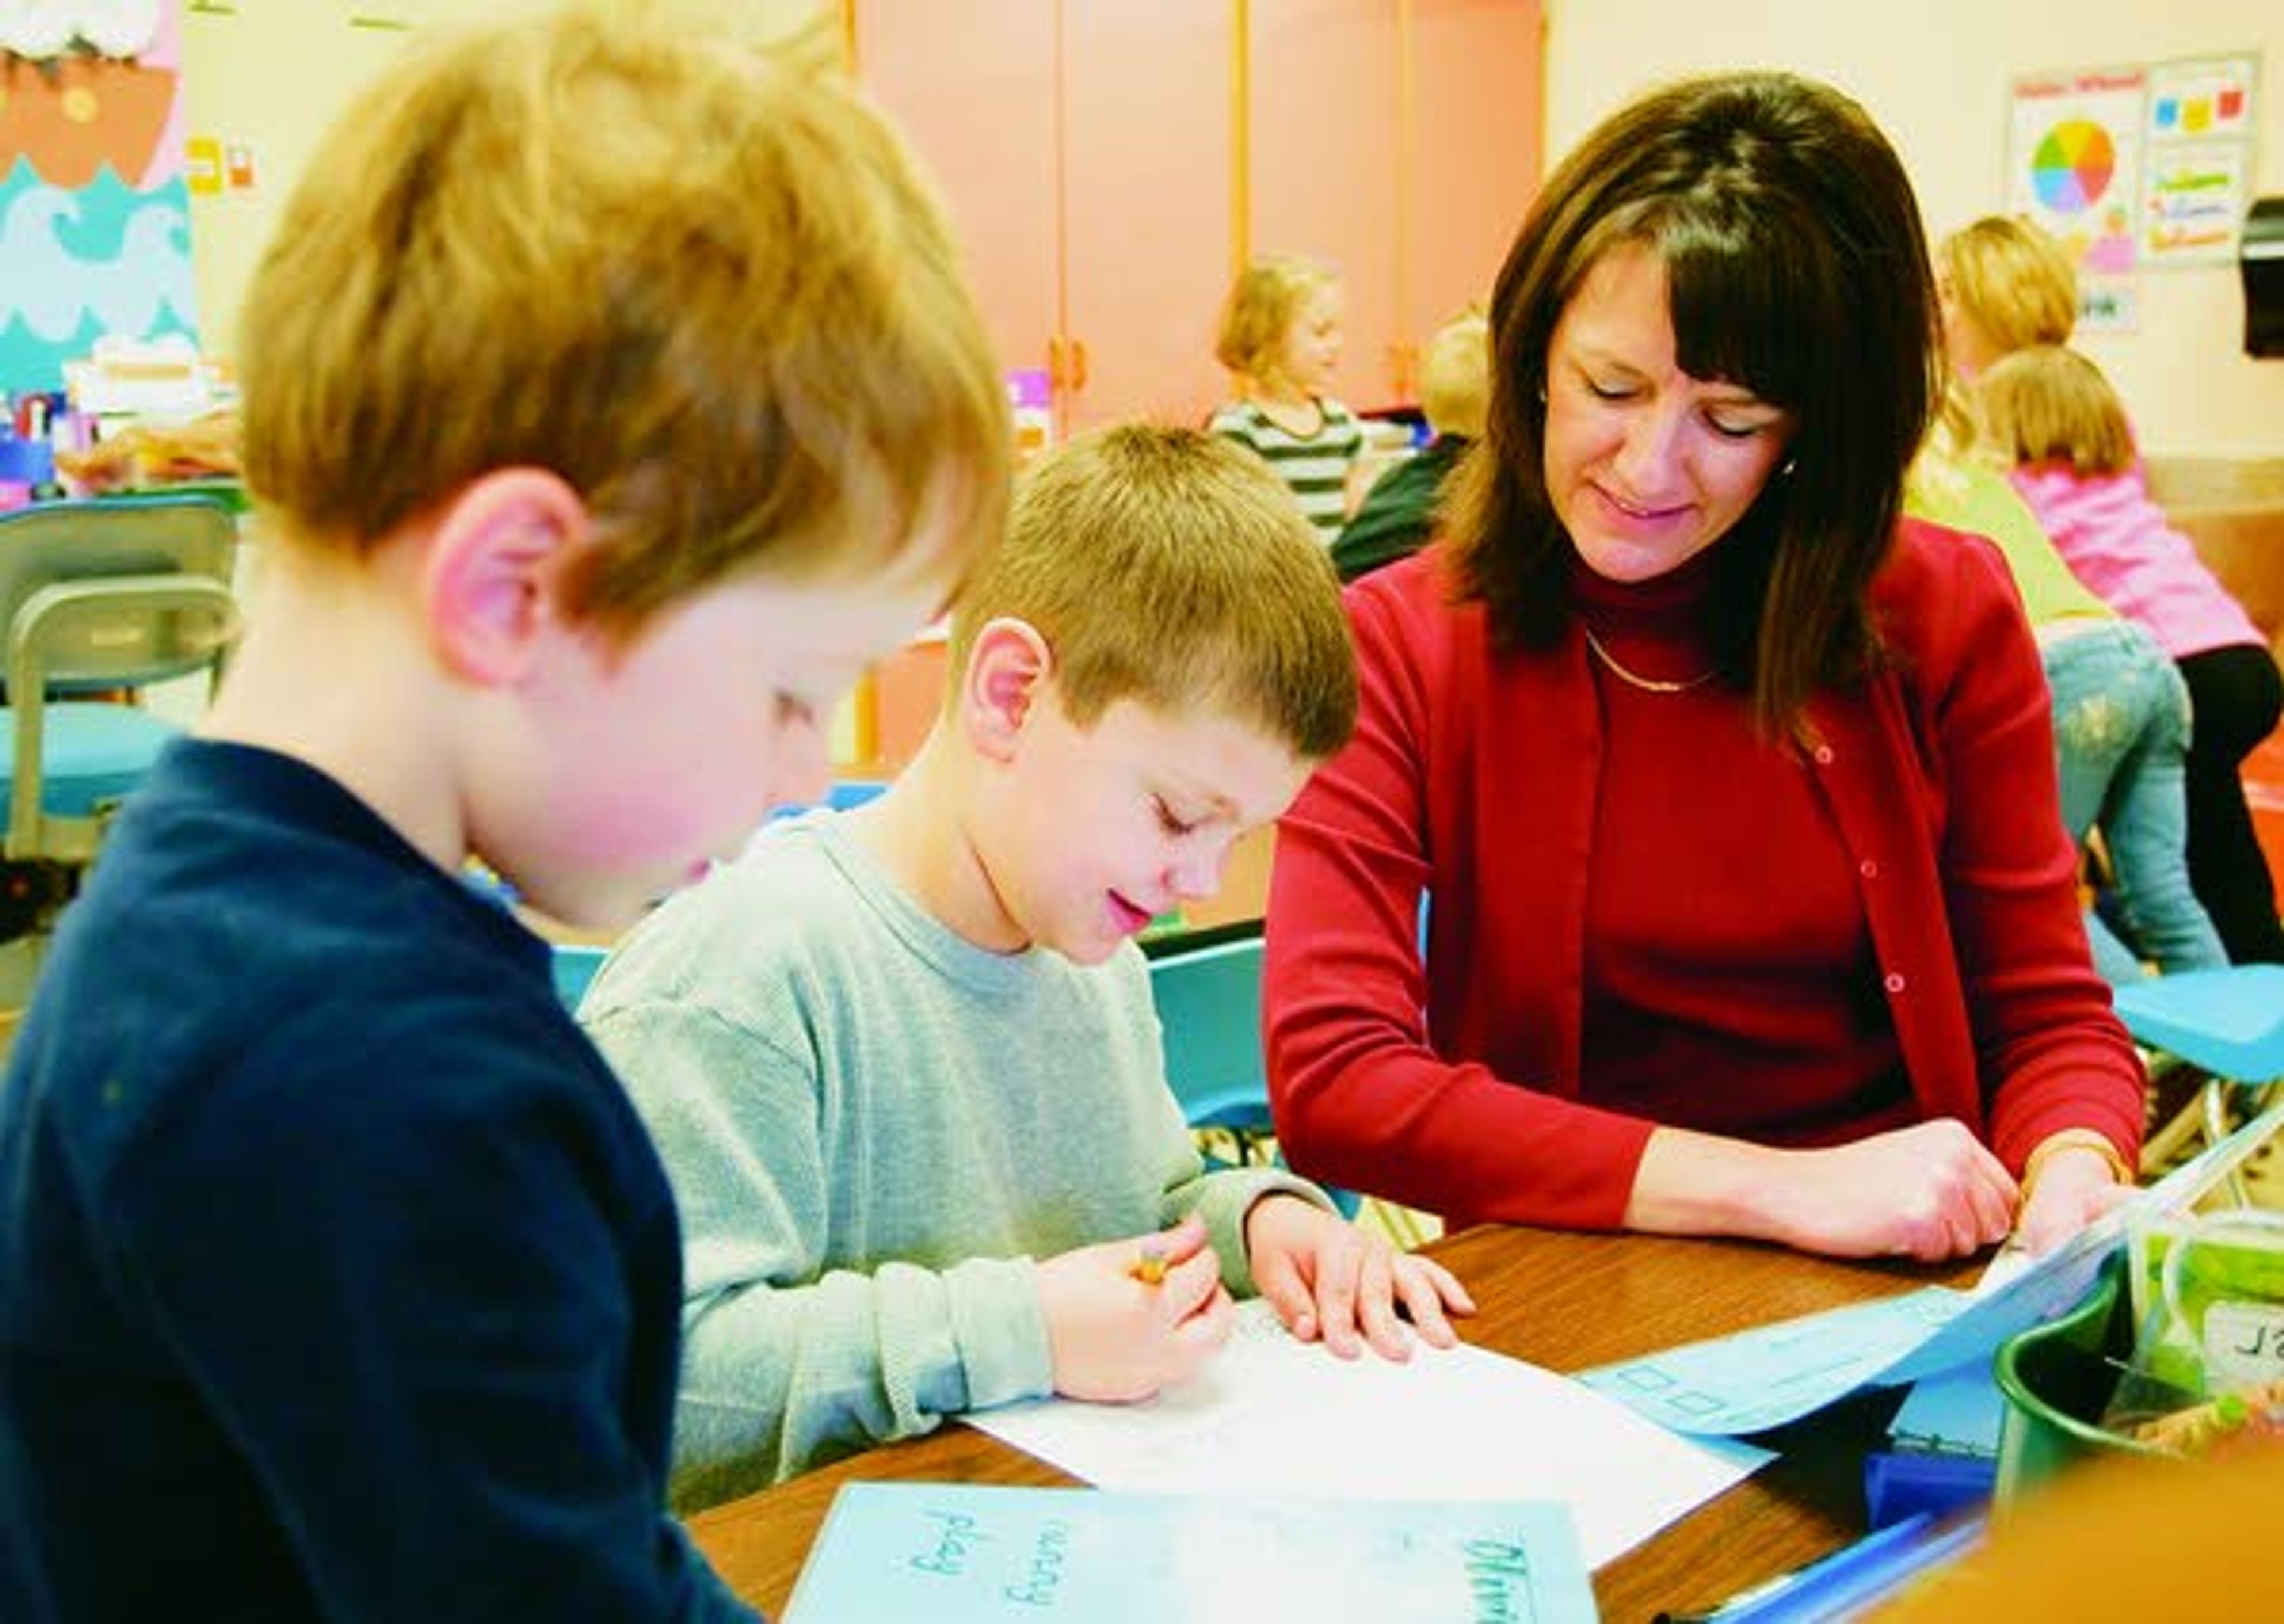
[[1978, 344, 2284, 964]]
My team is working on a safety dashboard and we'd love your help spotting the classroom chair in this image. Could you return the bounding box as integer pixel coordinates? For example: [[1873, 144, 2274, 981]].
[[551, 942, 610, 1012], [2111, 963, 2284, 1204], [0, 494, 239, 1005], [1146, 928, 1276, 1151], [1144, 923, 1360, 1217]]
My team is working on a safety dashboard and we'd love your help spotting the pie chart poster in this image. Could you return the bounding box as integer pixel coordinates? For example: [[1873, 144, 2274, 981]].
[[2008, 65, 2146, 334]]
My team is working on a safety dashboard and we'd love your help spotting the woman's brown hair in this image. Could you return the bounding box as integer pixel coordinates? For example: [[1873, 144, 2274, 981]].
[[1444, 70, 1940, 736]]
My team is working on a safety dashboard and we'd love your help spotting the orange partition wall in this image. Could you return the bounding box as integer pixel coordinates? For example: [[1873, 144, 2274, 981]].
[[1246, 0, 1405, 410], [2247, 727, 2284, 888], [850, 1, 1059, 407], [1244, 0, 1544, 410], [1406, 0, 1543, 340], [849, 1, 1544, 428], [1059, 1, 1232, 434], [855, 0, 1231, 438], [867, 635, 949, 774]]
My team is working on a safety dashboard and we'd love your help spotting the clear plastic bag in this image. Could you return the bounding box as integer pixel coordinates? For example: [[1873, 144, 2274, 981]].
[[2101, 1210, 2284, 1453]]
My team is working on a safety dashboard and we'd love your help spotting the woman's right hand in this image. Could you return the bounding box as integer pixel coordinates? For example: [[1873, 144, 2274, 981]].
[[1760, 1120, 2020, 1260], [1034, 1215, 1235, 1402], [1630, 1119, 2019, 1262]]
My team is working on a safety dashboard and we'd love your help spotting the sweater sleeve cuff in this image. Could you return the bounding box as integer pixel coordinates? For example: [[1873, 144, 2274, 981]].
[[1524, 1112, 1659, 1232], [934, 1255, 1055, 1412], [1187, 1167, 1335, 1296]]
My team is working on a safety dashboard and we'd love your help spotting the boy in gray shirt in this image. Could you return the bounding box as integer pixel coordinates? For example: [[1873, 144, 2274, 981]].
[[583, 426, 1473, 1508]]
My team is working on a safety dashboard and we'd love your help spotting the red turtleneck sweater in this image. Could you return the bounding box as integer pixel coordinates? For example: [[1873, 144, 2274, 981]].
[[1568, 554, 1917, 1149]]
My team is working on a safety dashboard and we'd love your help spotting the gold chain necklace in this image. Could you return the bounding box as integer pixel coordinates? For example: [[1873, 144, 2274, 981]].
[[1582, 626, 1716, 695]]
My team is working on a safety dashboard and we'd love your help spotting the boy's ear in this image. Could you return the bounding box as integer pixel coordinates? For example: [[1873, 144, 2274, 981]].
[[418, 469, 592, 686], [961, 617, 1052, 764]]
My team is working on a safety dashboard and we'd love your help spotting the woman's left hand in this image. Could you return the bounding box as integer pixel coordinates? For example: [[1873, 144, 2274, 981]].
[[1242, 1193, 1475, 1360], [2013, 1146, 2134, 1255]]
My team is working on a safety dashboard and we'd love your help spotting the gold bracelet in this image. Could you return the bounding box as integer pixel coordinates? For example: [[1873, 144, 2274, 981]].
[[2021, 1128, 2132, 1198]]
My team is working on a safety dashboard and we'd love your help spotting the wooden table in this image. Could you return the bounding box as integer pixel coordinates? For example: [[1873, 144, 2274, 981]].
[[688, 1224, 1977, 1622]]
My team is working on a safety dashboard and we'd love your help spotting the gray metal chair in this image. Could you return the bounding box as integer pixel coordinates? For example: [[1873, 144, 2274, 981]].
[[0, 494, 240, 1001]]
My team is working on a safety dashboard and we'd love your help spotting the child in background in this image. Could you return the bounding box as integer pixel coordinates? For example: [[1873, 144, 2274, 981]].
[[1908, 384, 2226, 984], [1935, 215, 2080, 379], [1210, 253, 1367, 541], [581, 426, 1473, 1507], [0, 6, 1008, 1619], [1976, 344, 2284, 965], [1332, 310, 1490, 583]]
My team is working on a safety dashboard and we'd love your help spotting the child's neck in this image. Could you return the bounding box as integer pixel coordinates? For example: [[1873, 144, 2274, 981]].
[[847, 731, 1031, 954], [199, 550, 468, 881], [1248, 377, 1322, 435]]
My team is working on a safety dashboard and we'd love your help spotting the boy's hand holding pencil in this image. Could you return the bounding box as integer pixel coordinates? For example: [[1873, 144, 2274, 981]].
[[1037, 1215, 1234, 1403]]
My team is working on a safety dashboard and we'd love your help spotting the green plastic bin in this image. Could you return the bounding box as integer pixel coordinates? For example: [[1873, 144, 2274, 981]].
[[1993, 1254, 2170, 1503]]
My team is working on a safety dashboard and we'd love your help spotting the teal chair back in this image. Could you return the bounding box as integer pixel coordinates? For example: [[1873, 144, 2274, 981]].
[[1146, 925, 1359, 1216], [2112, 964, 2284, 1199], [2112, 965, 2284, 1080], [1147, 931, 1277, 1136], [552, 943, 611, 1012]]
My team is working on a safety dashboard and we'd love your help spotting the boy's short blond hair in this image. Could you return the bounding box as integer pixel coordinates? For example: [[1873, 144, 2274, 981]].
[[949, 426, 1357, 761], [239, 0, 1007, 641], [1213, 253, 1338, 387], [1419, 313, 1491, 438], [1973, 344, 2137, 479], [1938, 216, 2079, 360]]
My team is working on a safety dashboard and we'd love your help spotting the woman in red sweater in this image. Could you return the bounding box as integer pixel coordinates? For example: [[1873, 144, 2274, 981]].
[[1262, 71, 2145, 1262]]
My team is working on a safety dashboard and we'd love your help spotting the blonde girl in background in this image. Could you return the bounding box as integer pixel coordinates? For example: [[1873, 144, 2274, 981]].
[[1975, 345, 2284, 965], [1935, 215, 2079, 379], [1210, 253, 1367, 541]]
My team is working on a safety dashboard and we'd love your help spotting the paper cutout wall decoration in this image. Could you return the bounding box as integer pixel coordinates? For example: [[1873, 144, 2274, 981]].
[[0, 0, 193, 393]]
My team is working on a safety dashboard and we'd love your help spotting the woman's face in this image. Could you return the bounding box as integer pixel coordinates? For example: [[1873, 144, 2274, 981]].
[[1541, 244, 1795, 585]]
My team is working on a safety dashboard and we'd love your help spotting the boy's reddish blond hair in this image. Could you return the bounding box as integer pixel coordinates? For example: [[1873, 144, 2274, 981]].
[[239, 0, 1008, 640], [949, 425, 1356, 761]]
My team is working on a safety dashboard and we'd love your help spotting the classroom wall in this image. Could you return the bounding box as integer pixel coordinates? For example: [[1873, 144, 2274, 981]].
[[176, 0, 556, 367], [1543, 0, 2284, 458]]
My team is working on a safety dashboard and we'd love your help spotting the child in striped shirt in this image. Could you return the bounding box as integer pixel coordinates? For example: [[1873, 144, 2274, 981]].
[[1210, 253, 1366, 542]]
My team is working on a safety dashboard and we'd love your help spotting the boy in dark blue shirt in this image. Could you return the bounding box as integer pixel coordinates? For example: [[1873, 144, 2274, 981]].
[[0, 4, 1008, 1617]]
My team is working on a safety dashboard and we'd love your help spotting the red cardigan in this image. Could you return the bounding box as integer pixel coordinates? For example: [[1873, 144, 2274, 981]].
[[1263, 522, 2147, 1232]]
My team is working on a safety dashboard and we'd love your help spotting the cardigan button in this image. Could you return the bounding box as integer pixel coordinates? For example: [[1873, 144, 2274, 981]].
[[1813, 745, 1835, 765], [1859, 859, 1880, 879], [1884, 972, 1907, 994]]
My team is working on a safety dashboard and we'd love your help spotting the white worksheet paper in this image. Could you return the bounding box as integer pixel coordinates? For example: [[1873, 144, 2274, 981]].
[[965, 1299, 1770, 1568]]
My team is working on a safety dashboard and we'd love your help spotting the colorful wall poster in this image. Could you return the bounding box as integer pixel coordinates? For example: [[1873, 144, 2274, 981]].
[[2145, 142, 2253, 264], [0, 1, 196, 394], [2009, 65, 2146, 332], [2147, 52, 2257, 142], [2142, 52, 2260, 266]]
